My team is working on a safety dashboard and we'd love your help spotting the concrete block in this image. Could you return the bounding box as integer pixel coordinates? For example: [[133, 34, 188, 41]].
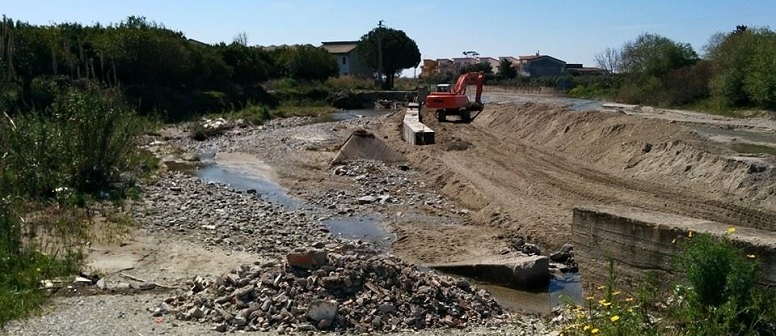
[[402, 107, 435, 145], [429, 255, 550, 290]]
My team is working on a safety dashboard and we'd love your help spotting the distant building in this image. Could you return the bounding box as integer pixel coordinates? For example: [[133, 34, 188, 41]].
[[435, 59, 455, 74], [477, 57, 501, 74], [320, 41, 372, 77], [419, 59, 437, 78], [517, 53, 567, 77], [452, 57, 477, 68]]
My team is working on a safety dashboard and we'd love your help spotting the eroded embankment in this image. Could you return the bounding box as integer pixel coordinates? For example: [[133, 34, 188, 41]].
[[476, 103, 776, 213]]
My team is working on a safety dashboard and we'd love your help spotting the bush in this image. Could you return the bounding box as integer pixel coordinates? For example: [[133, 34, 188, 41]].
[[2, 85, 143, 199]]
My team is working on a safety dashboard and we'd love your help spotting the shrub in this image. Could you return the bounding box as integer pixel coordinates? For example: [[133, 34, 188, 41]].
[[2, 85, 143, 199]]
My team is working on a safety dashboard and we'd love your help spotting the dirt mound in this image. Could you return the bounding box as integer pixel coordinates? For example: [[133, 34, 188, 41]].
[[332, 130, 406, 165], [475, 103, 776, 210]]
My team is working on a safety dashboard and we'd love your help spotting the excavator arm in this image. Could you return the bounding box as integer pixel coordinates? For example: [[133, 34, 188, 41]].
[[452, 71, 485, 104]]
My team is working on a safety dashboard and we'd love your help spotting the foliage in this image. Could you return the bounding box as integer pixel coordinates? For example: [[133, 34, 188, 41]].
[[2, 85, 143, 199], [580, 26, 776, 112], [356, 26, 421, 89], [286, 45, 339, 82], [497, 58, 518, 79], [458, 62, 493, 75], [620, 33, 699, 79], [325, 76, 378, 91], [708, 27, 776, 109]]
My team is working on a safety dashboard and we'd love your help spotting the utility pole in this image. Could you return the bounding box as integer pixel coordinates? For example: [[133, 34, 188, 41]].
[[377, 20, 384, 89]]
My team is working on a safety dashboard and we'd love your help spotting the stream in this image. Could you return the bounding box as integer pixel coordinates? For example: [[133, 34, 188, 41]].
[[190, 158, 583, 314]]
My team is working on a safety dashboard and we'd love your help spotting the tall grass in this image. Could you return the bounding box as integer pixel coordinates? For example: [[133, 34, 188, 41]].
[[0, 84, 148, 325]]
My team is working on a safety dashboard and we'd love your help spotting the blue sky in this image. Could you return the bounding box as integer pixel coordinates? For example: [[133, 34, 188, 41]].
[[3, 1, 774, 74]]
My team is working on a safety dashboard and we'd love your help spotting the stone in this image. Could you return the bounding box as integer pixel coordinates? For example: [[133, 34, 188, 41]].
[[307, 300, 338, 321], [213, 322, 228, 332], [96, 278, 107, 290], [521, 243, 541, 256], [233, 284, 254, 299], [550, 244, 574, 262], [378, 303, 395, 314], [189, 306, 205, 319], [317, 319, 333, 329], [73, 277, 93, 286], [357, 196, 377, 204]]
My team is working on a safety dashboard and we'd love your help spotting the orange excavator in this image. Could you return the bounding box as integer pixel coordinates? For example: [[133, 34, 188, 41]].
[[425, 71, 485, 122]]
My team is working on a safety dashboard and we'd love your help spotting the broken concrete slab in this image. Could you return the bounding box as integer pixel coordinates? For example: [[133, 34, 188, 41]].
[[428, 255, 550, 290]]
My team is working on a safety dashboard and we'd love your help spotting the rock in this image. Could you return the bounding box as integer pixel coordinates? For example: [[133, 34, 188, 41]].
[[521, 243, 541, 256], [307, 300, 338, 321], [138, 282, 156, 290], [357, 196, 377, 204], [233, 284, 254, 299], [317, 319, 333, 329], [213, 322, 228, 332], [550, 244, 574, 263], [378, 303, 395, 314], [73, 277, 93, 286], [96, 278, 107, 290], [189, 306, 205, 319], [287, 250, 326, 270]]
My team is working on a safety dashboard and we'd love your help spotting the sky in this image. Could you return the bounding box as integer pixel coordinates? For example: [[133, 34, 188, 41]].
[[2, 1, 774, 75]]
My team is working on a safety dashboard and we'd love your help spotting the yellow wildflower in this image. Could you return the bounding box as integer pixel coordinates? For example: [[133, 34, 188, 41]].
[[625, 297, 634, 302], [612, 291, 621, 296], [727, 227, 736, 234], [591, 328, 600, 334], [586, 296, 595, 301], [610, 315, 620, 322], [672, 238, 676, 244], [596, 285, 605, 290], [688, 231, 693, 237], [747, 254, 756, 258], [583, 325, 591, 331]]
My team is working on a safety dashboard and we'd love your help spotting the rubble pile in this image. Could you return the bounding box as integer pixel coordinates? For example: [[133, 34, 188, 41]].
[[156, 246, 507, 333]]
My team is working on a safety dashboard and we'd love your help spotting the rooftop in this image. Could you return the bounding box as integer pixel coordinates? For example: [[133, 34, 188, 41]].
[[321, 41, 359, 54]]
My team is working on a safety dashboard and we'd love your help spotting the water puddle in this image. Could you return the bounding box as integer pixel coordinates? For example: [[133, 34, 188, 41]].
[[476, 273, 583, 315], [312, 109, 392, 123], [322, 214, 396, 250], [692, 126, 776, 145], [195, 164, 302, 210]]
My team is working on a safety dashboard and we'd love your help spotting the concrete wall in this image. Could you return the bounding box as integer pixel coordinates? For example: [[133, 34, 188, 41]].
[[572, 206, 776, 292]]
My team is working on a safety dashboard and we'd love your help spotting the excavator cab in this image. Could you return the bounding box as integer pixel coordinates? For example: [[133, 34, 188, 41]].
[[435, 84, 451, 93]]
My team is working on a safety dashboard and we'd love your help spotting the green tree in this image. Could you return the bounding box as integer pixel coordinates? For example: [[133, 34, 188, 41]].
[[620, 33, 699, 78], [356, 27, 420, 89], [708, 26, 776, 109], [459, 62, 493, 75], [497, 58, 517, 79], [287, 45, 338, 82]]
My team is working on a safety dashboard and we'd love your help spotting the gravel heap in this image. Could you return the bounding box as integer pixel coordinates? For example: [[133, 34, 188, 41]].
[[133, 171, 336, 258], [154, 245, 507, 333]]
